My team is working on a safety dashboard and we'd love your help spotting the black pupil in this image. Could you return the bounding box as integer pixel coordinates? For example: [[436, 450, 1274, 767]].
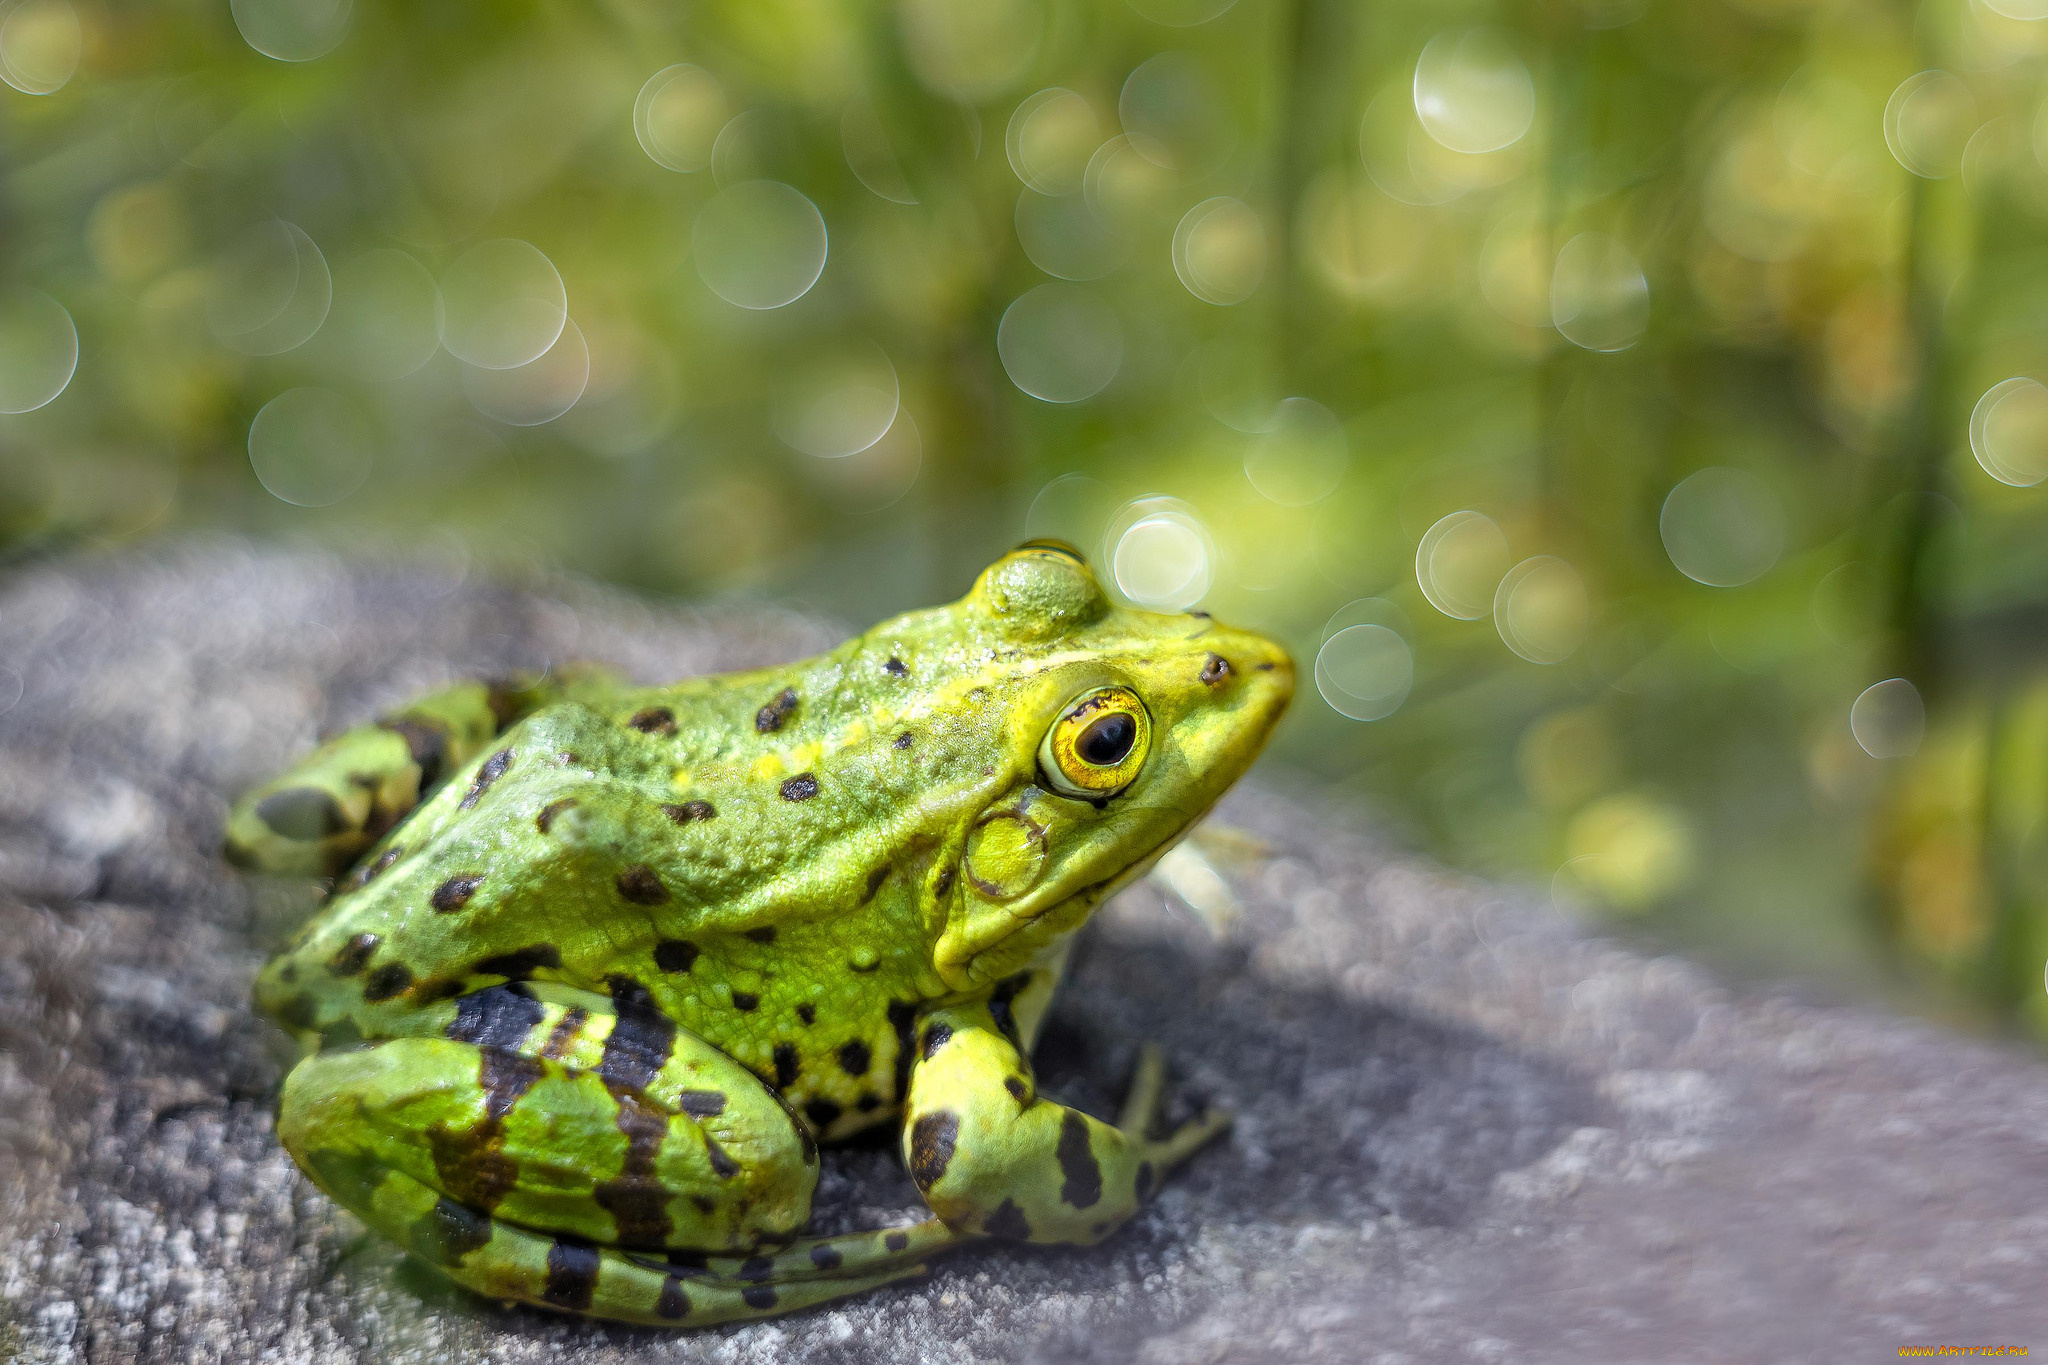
[[1076, 712, 1136, 767]]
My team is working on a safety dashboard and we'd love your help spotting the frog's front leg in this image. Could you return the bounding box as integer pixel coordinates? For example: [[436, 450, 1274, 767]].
[[225, 669, 615, 879], [902, 1000, 1230, 1245], [276, 992, 960, 1326]]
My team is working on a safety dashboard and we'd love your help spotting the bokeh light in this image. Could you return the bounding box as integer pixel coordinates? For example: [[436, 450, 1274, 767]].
[[324, 249, 443, 382], [1659, 467, 1786, 587], [1883, 70, 1976, 180], [634, 66, 726, 173], [1242, 397, 1346, 506], [1172, 197, 1265, 305], [0, 289, 78, 414], [1119, 52, 1235, 179], [772, 340, 899, 459], [693, 181, 828, 311], [247, 388, 374, 507], [1016, 190, 1125, 280], [1107, 496, 1213, 610], [1564, 794, 1697, 911], [1416, 510, 1511, 620], [461, 317, 589, 426], [230, 0, 351, 62], [1850, 678, 1925, 759], [1968, 378, 2048, 487], [998, 284, 1122, 403], [1315, 624, 1414, 721], [1550, 233, 1649, 352], [439, 238, 568, 371], [1007, 89, 1099, 196], [1412, 28, 1535, 156], [899, 0, 1040, 103], [1493, 556, 1588, 664], [808, 408, 923, 514], [0, 0, 80, 94], [210, 221, 332, 357]]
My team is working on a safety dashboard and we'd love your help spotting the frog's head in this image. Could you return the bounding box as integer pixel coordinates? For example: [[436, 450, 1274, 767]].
[[916, 541, 1293, 990]]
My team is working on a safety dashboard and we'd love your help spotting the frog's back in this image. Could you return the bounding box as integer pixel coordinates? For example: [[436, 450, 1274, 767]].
[[255, 642, 985, 1133]]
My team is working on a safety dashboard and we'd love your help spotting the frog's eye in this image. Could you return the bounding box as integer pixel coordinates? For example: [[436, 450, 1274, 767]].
[[1038, 687, 1151, 800]]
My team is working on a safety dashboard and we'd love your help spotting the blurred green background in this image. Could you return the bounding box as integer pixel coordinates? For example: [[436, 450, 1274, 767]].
[[2, 0, 2046, 1034]]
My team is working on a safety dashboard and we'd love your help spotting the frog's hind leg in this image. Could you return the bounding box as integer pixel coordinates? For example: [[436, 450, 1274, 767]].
[[308, 1157, 932, 1326], [275, 1015, 959, 1325], [225, 667, 621, 880]]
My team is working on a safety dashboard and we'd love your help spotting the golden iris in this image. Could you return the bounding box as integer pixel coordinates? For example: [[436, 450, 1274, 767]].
[[1038, 686, 1150, 799]]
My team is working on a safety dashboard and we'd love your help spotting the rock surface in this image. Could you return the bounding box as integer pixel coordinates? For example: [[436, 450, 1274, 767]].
[[1, 544, 2044, 1364]]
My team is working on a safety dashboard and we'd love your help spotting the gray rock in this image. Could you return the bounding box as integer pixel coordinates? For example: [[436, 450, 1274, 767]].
[[1, 543, 2042, 1364]]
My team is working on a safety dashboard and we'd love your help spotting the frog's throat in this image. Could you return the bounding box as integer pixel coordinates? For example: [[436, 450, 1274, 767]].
[[932, 818, 1196, 992]]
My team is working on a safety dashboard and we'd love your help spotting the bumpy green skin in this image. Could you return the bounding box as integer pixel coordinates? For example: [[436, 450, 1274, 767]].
[[229, 546, 1294, 1327]]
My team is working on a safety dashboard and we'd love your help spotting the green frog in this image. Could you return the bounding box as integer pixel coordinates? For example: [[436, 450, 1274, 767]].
[[227, 543, 1293, 1326]]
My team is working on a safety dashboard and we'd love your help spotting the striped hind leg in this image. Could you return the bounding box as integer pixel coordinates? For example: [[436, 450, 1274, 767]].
[[316, 1159, 937, 1326], [276, 1023, 976, 1325]]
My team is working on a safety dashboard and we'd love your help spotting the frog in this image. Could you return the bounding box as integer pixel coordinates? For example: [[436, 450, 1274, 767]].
[[226, 542, 1294, 1327]]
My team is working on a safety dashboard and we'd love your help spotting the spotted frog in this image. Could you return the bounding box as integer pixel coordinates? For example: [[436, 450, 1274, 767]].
[[227, 544, 1293, 1326]]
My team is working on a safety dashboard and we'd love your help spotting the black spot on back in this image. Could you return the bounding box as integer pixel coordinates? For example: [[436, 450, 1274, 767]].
[[256, 787, 347, 841], [884, 657, 908, 676], [908, 1110, 958, 1190], [1056, 1112, 1103, 1208], [983, 1198, 1033, 1241], [755, 688, 799, 733], [743, 925, 778, 944], [478, 1047, 545, 1121], [741, 1284, 778, 1311], [446, 985, 544, 1051], [796, 1003, 816, 1026], [542, 1238, 600, 1311], [779, 773, 819, 802], [594, 1089, 674, 1248], [663, 800, 716, 824], [616, 864, 669, 905], [885, 1230, 910, 1253], [653, 939, 699, 973], [838, 1039, 871, 1076], [471, 944, 561, 981], [704, 1136, 739, 1178], [804, 1097, 841, 1129], [431, 874, 484, 913], [599, 975, 676, 1093], [773, 1043, 800, 1088], [327, 932, 379, 977], [730, 991, 759, 1012], [893, 732, 913, 750], [677, 1090, 726, 1118], [628, 706, 676, 735], [362, 963, 414, 1002], [810, 1244, 842, 1270], [459, 749, 513, 810], [920, 1021, 952, 1060]]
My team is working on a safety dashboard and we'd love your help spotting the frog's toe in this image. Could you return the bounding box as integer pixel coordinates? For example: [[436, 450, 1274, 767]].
[[1117, 1043, 1169, 1135]]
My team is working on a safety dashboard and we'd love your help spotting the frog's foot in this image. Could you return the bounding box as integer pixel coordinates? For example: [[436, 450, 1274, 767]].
[[330, 1161, 938, 1327], [901, 1003, 1233, 1248], [1119, 1042, 1232, 1171]]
